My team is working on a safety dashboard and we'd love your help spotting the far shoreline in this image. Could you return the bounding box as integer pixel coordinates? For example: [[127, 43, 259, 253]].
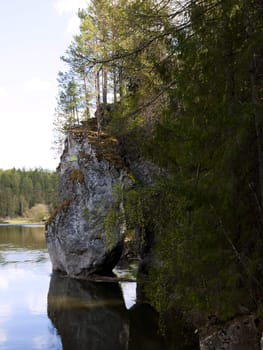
[[0, 218, 45, 226]]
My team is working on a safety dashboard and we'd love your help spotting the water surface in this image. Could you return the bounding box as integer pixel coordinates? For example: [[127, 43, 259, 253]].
[[0, 225, 59, 350], [0, 225, 198, 350]]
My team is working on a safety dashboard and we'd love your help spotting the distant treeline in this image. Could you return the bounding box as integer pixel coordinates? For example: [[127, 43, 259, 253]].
[[0, 168, 58, 218]]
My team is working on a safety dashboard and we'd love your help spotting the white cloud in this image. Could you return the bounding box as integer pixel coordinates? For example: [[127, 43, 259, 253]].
[[120, 282, 136, 309], [33, 333, 61, 350], [0, 329, 7, 344], [26, 292, 47, 316], [0, 277, 8, 290], [0, 86, 7, 102], [23, 77, 53, 93], [0, 305, 11, 320], [67, 14, 81, 35], [53, 0, 89, 36], [54, 0, 87, 15]]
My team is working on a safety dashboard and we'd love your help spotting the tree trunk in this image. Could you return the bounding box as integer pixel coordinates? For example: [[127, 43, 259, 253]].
[[95, 68, 101, 141], [83, 70, 90, 120], [113, 67, 117, 103], [75, 106, 80, 125], [119, 66, 124, 99], [102, 66, 107, 104]]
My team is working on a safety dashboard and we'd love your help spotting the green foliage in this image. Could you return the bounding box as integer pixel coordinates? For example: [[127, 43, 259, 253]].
[[53, 0, 263, 323], [116, 0, 263, 322], [129, 0, 254, 319], [125, 188, 146, 231], [82, 207, 97, 222], [53, 70, 86, 154], [104, 184, 126, 251], [104, 207, 121, 250], [0, 168, 58, 219]]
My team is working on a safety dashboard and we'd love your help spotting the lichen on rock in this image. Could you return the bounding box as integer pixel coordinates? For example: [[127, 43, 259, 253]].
[[45, 128, 132, 276]]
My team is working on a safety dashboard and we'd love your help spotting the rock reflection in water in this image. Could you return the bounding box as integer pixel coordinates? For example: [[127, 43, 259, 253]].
[[48, 274, 198, 350], [128, 303, 166, 350], [47, 273, 129, 350]]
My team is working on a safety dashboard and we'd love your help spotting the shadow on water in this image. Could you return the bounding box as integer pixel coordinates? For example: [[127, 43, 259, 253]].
[[48, 273, 129, 350], [48, 273, 199, 350]]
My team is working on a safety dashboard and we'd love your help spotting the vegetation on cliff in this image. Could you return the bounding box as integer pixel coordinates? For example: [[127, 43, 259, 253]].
[[53, 0, 263, 323]]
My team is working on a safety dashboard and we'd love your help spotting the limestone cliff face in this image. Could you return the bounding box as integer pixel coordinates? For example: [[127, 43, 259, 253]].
[[45, 129, 132, 276]]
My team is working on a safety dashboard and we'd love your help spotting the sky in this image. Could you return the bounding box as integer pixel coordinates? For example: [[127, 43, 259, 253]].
[[0, 0, 88, 170]]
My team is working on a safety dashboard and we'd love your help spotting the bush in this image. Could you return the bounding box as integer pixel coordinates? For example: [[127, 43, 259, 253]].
[[25, 203, 49, 222]]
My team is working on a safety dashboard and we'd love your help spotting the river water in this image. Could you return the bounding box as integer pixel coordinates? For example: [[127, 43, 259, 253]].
[[0, 225, 198, 350]]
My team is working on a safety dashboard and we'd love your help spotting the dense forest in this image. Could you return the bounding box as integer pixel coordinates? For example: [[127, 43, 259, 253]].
[[54, 0, 263, 324], [0, 168, 58, 220]]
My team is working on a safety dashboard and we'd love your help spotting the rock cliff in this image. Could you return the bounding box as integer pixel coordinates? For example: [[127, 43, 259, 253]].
[[45, 128, 132, 276], [45, 126, 263, 350], [199, 315, 262, 350]]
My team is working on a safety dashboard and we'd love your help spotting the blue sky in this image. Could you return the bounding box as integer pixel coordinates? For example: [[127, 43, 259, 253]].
[[0, 0, 87, 170]]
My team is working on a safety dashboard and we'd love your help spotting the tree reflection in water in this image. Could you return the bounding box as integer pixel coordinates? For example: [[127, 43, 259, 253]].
[[48, 273, 198, 350]]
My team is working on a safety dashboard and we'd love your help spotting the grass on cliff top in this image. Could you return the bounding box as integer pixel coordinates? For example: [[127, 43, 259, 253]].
[[70, 123, 127, 170]]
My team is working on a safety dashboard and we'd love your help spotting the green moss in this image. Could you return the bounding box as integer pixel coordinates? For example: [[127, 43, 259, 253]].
[[104, 185, 126, 251], [69, 155, 78, 162], [82, 208, 97, 222], [104, 208, 121, 250]]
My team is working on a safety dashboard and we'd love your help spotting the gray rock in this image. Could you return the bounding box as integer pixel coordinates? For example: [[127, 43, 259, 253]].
[[120, 148, 166, 186], [200, 315, 261, 350], [45, 130, 132, 276]]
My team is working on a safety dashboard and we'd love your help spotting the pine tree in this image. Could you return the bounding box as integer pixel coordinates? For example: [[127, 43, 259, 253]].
[[51, 0, 263, 323]]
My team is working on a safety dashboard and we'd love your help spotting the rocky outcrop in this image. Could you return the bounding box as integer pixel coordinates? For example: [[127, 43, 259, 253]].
[[45, 129, 132, 276], [199, 315, 262, 350]]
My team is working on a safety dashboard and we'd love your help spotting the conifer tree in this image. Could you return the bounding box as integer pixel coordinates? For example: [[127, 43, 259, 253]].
[[52, 0, 263, 323]]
